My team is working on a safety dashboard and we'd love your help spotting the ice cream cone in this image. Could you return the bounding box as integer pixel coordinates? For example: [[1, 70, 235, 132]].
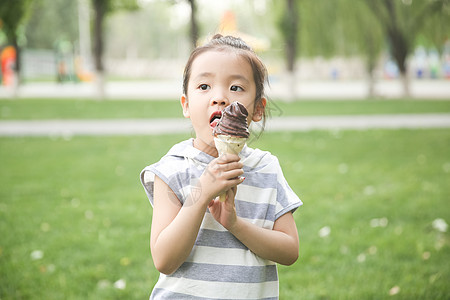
[[214, 134, 247, 202], [214, 135, 247, 155]]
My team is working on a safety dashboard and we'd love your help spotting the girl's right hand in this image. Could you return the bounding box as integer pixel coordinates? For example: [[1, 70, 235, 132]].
[[198, 154, 244, 203]]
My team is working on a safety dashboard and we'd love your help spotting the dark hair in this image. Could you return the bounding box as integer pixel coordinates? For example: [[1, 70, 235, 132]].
[[182, 34, 268, 126]]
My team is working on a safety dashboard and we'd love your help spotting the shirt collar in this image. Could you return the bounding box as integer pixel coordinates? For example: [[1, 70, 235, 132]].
[[166, 138, 252, 165]]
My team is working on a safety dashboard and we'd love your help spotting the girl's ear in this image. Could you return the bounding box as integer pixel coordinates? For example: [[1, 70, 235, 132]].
[[181, 94, 190, 118], [252, 97, 267, 122]]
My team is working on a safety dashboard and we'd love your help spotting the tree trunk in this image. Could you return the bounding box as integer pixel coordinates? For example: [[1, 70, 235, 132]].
[[188, 0, 198, 49], [93, 0, 105, 100], [388, 29, 410, 97], [365, 32, 377, 98], [11, 37, 20, 99], [285, 0, 298, 101], [286, 71, 297, 102], [286, 0, 298, 73], [399, 72, 410, 98], [384, 0, 410, 97], [367, 70, 376, 99]]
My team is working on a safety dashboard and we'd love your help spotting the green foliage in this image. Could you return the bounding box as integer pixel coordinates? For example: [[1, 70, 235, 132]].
[[24, 0, 139, 50], [271, 0, 449, 69], [337, 0, 384, 59], [416, 1, 450, 51], [25, 0, 79, 49], [364, 0, 450, 71], [1, 129, 449, 298], [105, 2, 187, 59], [106, 0, 140, 12], [0, 0, 33, 44], [298, 0, 341, 58], [91, 0, 139, 15]]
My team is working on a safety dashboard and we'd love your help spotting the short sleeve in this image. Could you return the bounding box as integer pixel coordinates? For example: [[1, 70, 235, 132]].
[[273, 157, 303, 220], [140, 156, 189, 207]]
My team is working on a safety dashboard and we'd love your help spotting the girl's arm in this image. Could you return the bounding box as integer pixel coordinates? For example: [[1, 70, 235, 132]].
[[209, 198, 299, 266], [150, 154, 244, 275], [150, 176, 206, 275], [229, 212, 299, 266]]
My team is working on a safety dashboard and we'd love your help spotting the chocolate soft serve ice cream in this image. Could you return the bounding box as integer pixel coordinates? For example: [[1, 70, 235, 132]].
[[213, 101, 250, 138], [213, 102, 249, 202]]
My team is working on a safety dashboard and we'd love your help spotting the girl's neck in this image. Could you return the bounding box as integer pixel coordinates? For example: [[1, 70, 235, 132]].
[[193, 137, 218, 158]]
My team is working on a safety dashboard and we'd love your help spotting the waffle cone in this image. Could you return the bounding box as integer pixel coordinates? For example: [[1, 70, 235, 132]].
[[214, 135, 247, 156], [214, 135, 247, 202]]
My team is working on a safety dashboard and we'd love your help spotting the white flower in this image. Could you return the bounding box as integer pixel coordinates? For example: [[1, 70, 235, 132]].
[[318, 226, 331, 238], [338, 163, 348, 174], [370, 217, 388, 228], [422, 252, 431, 260], [97, 279, 111, 289], [389, 286, 400, 296], [432, 218, 448, 233], [114, 279, 126, 290], [442, 162, 450, 173], [379, 217, 388, 227], [85, 210, 94, 220], [363, 185, 376, 196], [31, 250, 44, 260], [47, 264, 56, 273], [357, 253, 366, 263]]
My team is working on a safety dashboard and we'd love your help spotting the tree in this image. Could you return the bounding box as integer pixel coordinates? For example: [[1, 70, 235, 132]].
[[334, 0, 384, 98], [91, 0, 139, 100], [282, 0, 298, 74], [25, 0, 78, 50], [187, 0, 199, 49], [0, 0, 33, 97], [168, 0, 199, 50], [365, 0, 449, 97], [276, 0, 299, 101]]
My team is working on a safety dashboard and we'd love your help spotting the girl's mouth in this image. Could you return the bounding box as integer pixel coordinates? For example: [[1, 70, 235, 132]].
[[209, 111, 222, 129]]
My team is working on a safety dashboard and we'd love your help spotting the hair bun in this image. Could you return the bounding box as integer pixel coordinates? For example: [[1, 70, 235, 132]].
[[212, 33, 223, 40]]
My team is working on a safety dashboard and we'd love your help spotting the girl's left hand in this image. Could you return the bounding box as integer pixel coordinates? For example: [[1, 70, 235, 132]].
[[208, 186, 238, 230]]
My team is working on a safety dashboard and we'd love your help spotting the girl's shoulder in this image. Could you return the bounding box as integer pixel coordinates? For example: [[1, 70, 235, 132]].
[[142, 139, 192, 176], [241, 146, 280, 169]]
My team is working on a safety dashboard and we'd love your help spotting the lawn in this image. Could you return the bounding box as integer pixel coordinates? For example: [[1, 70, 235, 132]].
[[1, 129, 449, 299], [0, 98, 449, 120]]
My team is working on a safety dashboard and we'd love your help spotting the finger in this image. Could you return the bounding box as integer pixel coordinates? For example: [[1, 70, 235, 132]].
[[208, 198, 216, 208], [231, 186, 237, 194], [223, 169, 244, 180], [217, 153, 240, 164], [224, 176, 245, 189], [220, 161, 243, 172]]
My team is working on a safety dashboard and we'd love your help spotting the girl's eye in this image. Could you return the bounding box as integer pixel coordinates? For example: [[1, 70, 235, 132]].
[[199, 84, 210, 90], [231, 85, 243, 92]]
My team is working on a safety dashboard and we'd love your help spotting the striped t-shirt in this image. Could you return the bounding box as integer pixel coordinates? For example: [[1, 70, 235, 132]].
[[140, 138, 302, 299]]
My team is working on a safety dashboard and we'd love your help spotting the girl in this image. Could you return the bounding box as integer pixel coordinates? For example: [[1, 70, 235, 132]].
[[141, 34, 302, 299]]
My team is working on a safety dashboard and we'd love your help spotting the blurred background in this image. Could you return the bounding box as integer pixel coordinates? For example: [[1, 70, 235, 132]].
[[1, 1, 450, 299], [0, 0, 449, 100]]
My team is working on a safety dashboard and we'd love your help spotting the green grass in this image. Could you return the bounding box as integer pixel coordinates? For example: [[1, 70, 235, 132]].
[[1, 99, 449, 120], [1, 129, 449, 299]]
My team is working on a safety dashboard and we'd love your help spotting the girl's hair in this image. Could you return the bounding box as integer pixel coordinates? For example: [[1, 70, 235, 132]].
[[182, 34, 268, 127]]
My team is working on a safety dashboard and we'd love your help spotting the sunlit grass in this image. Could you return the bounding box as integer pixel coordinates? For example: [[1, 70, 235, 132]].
[[0, 99, 449, 120], [1, 129, 449, 299]]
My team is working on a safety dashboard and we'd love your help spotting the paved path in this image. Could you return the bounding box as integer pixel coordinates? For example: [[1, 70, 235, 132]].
[[1, 114, 449, 136]]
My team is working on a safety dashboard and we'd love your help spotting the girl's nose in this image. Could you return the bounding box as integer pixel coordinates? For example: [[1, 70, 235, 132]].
[[211, 86, 230, 107], [211, 93, 229, 107], [212, 99, 228, 106]]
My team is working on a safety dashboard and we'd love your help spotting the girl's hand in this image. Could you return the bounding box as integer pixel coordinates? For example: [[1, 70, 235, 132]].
[[208, 186, 238, 229], [198, 154, 244, 204]]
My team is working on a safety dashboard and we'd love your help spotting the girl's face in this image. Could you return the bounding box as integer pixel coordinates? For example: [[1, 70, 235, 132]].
[[181, 50, 265, 155]]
